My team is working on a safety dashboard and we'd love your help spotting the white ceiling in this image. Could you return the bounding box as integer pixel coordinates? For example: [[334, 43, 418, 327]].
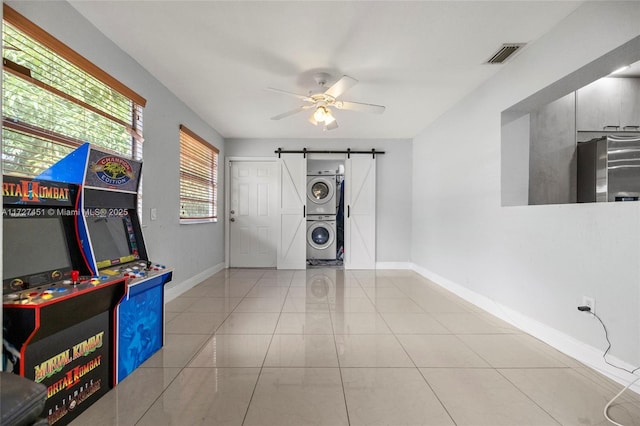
[[69, 1, 583, 140]]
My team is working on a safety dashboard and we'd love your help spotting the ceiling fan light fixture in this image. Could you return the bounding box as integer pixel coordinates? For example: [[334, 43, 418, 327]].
[[309, 106, 337, 130], [268, 75, 384, 130], [313, 106, 330, 123], [324, 114, 336, 125], [310, 106, 335, 127]]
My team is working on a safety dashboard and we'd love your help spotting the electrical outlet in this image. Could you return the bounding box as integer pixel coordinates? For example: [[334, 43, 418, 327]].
[[582, 296, 595, 314]]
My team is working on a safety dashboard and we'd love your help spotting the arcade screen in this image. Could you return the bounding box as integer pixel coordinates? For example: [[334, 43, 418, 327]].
[[3, 216, 72, 282], [87, 214, 139, 269]]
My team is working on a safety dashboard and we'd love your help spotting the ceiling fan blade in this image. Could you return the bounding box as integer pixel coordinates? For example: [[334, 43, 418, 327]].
[[334, 100, 385, 114], [271, 105, 312, 120], [324, 120, 339, 131], [324, 75, 358, 99], [266, 87, 313, 102]]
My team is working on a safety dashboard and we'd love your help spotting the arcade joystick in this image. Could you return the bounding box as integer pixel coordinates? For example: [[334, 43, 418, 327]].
[[71, 270, 79, 286], [146, 260, 152, 271]]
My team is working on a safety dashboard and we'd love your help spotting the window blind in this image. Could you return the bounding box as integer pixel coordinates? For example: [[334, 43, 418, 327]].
[[2, 5, 145, 177], [179, 125, 219, 221]]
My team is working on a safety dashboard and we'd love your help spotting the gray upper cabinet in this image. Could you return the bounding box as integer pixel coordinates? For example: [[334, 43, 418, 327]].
[[620, 78, 640, 130], [529, 92, 576, 205], [576, 77, 640, 131], [576, 78, 621, 131]]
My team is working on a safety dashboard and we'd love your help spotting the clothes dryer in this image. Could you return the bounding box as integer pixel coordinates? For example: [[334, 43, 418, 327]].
[[307, 171, 336, 215], [306, 215, 337, 260]]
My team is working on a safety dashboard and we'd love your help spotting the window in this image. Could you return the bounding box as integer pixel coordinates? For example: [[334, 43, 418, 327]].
[[179, 125, 219, 222], [2, 5, 145, 177]]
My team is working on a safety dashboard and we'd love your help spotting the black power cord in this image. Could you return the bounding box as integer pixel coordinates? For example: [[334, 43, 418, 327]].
[[577, 305, 640, 375], [577, 305, 640, 425]]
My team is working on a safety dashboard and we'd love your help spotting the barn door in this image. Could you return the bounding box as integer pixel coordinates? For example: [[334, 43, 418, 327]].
[[277, 154, 307, 269], [345, 156, 376, 269]]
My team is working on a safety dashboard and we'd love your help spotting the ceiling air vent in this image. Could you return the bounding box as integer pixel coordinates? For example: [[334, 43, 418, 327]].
[[486, 43, 525, 64]]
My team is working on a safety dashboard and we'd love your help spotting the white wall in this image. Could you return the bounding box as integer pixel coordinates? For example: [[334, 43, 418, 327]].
[[226, 138, 412, 264], [412, 1, 640, 373], [6, 1, 226, 291]]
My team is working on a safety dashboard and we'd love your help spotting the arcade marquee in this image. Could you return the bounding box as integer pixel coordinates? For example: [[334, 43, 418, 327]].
[[2, 143, 172, 425]]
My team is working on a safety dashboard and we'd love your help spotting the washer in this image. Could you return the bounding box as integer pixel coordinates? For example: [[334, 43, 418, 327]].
[[307, 215, 337, 260], [307, 171, 336, 215]]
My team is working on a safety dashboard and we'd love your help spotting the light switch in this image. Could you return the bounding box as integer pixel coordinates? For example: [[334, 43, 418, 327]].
[[150, 208, 157, 221]]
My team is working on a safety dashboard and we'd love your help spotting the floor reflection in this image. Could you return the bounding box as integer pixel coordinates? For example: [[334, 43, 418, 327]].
[[70, 268, 640, 426]]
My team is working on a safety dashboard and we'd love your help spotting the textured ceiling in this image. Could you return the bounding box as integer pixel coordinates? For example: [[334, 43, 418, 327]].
[[69, 1, 583, 139]]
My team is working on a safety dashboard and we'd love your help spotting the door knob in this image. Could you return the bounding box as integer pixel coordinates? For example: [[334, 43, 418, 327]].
[[230, 218, 236, 222]]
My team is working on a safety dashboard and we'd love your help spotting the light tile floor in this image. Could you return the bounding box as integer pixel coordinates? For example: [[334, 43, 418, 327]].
[[71, 268, 640, 425]]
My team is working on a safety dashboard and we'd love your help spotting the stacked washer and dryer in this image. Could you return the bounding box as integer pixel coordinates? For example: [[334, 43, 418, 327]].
[[306, 166, 340, 262]]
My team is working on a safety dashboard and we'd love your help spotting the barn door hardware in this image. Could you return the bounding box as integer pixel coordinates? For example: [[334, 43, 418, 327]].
[[274, 148, 384, 158]]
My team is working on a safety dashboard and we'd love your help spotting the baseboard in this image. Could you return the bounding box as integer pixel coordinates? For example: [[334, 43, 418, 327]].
[[164, 262, 225, 302], [410, 263, 640, 394], [376, 261, 412, 270]]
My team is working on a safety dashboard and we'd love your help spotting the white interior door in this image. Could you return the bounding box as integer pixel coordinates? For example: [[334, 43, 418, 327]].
[[229, 161, 278, 267], [278, 154, 306, 269], [345, 156, 376, 269]]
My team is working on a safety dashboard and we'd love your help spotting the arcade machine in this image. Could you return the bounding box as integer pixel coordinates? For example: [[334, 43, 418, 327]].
[[2, 175, 127, 425], [38, 143, 172, 384]]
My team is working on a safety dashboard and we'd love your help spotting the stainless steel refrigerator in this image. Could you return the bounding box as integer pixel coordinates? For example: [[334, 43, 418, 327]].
[[577, 135, 640, 202]]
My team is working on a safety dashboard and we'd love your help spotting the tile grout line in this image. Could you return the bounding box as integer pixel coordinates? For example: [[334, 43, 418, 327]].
[[133, 275, 238, 425], [329, 291, 352, 426], [375, 297, 459, 426], [494, 368, 564, 425], [415, 368, 460, 426], [133, 274, 226, 425], [131, 364, 184, 425], [240, 271, 290, 426], [154, 269, 269, 425], [133, 296, 232, 424]]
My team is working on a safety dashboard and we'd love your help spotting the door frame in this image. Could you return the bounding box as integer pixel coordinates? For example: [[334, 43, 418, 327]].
[[224, 156, 280, 269]]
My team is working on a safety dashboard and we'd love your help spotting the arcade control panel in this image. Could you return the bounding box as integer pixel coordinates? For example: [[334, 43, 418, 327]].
[[2, 272, 122, 306], [2, 262, 169, 306], [99, 260, 169, 286]]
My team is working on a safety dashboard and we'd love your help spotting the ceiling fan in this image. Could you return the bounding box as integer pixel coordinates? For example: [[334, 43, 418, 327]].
[[268, 73, 385, 131]]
